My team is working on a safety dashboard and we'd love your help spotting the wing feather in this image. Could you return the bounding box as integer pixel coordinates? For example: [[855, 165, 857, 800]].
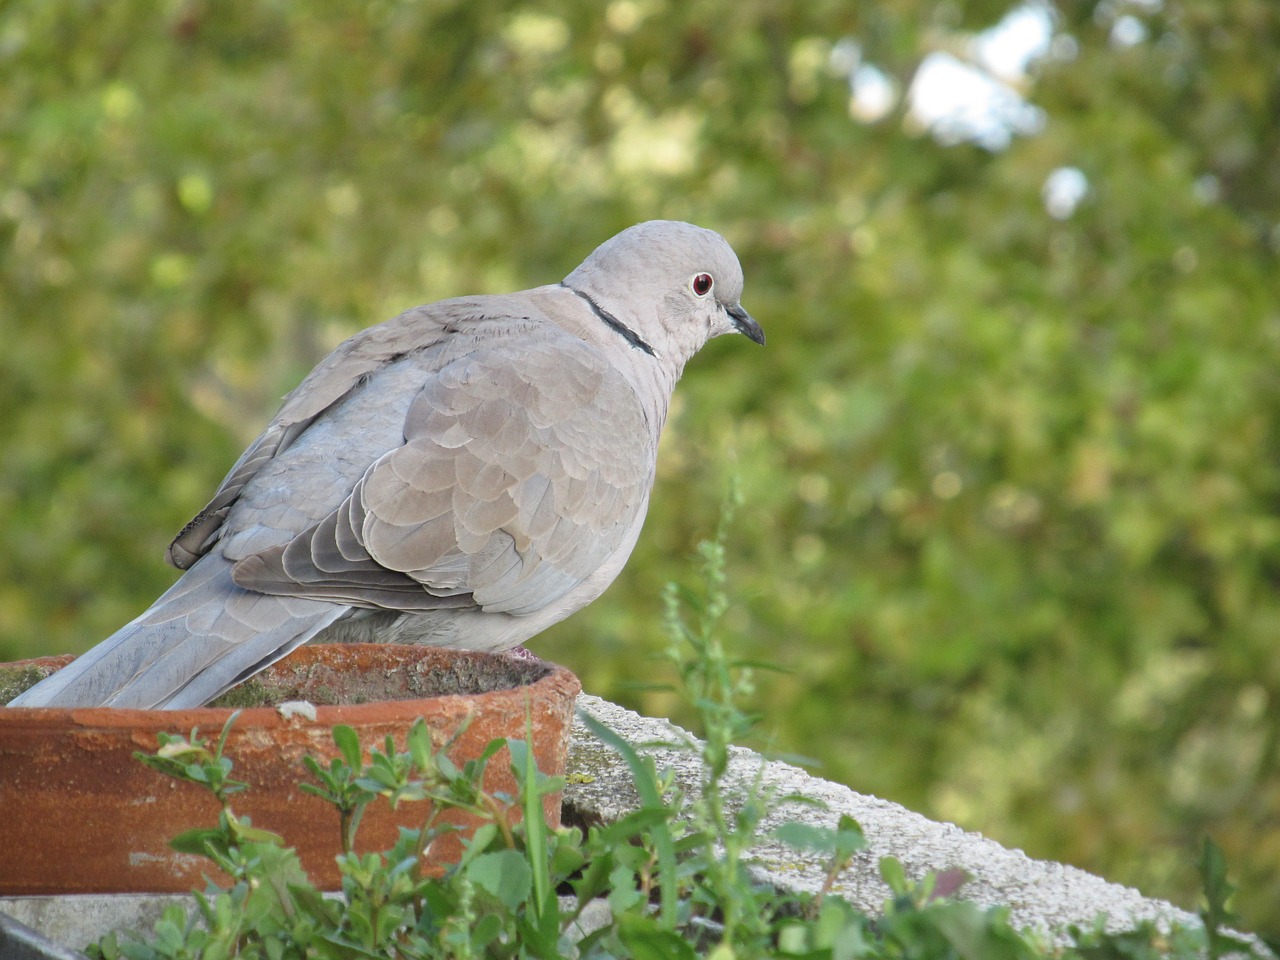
[[232, 330, 652, 618]]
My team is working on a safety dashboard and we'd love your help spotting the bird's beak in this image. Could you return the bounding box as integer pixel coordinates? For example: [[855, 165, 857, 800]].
[[727, 303, 766, 345]]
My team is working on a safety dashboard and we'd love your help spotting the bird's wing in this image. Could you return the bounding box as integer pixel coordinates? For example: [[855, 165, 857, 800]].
[[167, 298, 507, 568], [230, 325, 654, 617]]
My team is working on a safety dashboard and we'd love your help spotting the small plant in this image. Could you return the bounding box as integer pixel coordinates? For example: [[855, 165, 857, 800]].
[[1198, 837, 1255, 960], [92, 508, 1258, 959]]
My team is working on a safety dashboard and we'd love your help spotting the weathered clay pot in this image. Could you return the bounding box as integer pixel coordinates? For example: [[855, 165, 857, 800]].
[[0, 643, 580, 895]]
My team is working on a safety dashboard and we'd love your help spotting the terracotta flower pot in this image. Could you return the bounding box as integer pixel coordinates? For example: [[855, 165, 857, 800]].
[[0, 643, 580, 895]]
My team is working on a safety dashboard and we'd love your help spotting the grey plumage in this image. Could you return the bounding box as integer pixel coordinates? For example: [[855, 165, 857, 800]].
[[11, 220, 764, 709]]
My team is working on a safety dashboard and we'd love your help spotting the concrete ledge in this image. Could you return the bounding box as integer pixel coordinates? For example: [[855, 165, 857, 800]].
[[565, 694, 1269, 954], [3, 693, 1271, 956], [0, 893, 186, 955], [0, 911, 94, 960]]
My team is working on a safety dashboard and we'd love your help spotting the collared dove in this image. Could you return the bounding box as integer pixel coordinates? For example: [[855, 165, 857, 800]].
[[11, 220, 763, 709]]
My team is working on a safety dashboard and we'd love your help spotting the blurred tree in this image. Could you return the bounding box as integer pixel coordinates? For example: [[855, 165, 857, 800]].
[[2, 0, 1277, 935]]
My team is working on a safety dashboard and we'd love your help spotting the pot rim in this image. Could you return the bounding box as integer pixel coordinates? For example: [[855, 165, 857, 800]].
[[0, 643, 580, 730]]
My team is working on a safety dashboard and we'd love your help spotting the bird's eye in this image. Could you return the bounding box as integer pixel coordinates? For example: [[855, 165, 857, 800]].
[[691, 273, 714, 297]]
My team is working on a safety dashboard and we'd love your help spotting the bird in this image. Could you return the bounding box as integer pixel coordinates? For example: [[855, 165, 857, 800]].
[[10, 220, 764, 709]]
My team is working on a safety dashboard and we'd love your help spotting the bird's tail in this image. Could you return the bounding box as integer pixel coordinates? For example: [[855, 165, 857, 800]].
[[8, 555, 348, 709]]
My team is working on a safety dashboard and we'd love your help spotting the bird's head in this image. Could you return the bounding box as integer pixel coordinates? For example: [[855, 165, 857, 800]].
[[564, 220, 764, 369]]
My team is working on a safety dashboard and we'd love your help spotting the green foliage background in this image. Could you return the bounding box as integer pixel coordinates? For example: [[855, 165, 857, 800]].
[[2, 0, 1277, 935]]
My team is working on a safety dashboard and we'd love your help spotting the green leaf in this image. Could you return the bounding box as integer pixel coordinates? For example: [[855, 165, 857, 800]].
[[1199, 837, 1252, 959], [510, 729, 555, 936], [606, 863, 645, 915], [478, 736, 508, 763], [460, 822, 499, 862], [467, 849, 532, 910], [549, 832, 586, 878], [879, 856, 908, 896], [926, 901, 1027, 960], [834, 815, 867, 860], [214, 711, 241, 761], [774, 821, 838, 856], [169, 827, 226, 858], [470, 913, 505, 950], [595, 806, 675, 847], [224, 819, 285, 846], [332, 724, 362, 770], [571, 850, 615, 904], [815, 898, 870, 955], [616, 914, 700, 960], [406, 718, 433, 770]]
